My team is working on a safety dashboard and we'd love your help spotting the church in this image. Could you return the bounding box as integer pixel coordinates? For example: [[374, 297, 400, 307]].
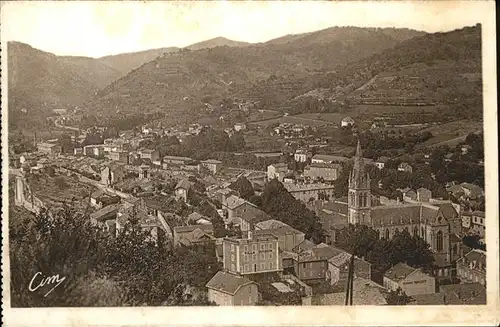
[[345, 140, 462, 278]]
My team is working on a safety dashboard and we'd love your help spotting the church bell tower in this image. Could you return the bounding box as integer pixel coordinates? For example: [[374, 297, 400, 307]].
[[348, 140, 371, 225]]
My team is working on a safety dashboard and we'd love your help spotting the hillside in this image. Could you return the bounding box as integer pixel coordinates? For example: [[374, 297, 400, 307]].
[[97, 47, 179, 78], [186, 37, 250, 50], [82, 26, 425, 123], [7, 41, 122, 127], [286, 24, 483, 120]]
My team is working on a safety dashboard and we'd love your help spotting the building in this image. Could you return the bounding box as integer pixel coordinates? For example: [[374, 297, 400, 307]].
[[206, 271, 258, 306], [100, 164, 125, 186], [199, 159, 222, 174], [234, 123, 246, 132], [267, 163, 289, 181], [469, 211, 485, 237], [163, 155, 193, 166], [341, 116, 355, 127], [462, 212, 472, 230], [73, 147, 84, 156], [175, 179, 192, 202], [222, 230, 282, 278], [37, 142, 62, 155], [254, 220, 305, 252], [311, 154, 349, 164], [173, 224, 215, 247], [139, 149, 160, 162], [409, 283, 486, 305], [460, 182, 484, 200], [294, 149, 311, 163], [344, 140, 457, 278], [109, 151, 129, 164], [456, 249, 486, 286], [312, 277, 388, 305], [303, 163, 341, 182], [374, 156, 389, 170], [416, 187, 432, 202], [398, 162, 413, 173], [222, 195, 269, 231], [383, 262, 436, 296], [283, 182, 335, 203]]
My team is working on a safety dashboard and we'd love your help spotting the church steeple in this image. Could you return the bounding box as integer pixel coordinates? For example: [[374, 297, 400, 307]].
[[348, 139, 371, 225]]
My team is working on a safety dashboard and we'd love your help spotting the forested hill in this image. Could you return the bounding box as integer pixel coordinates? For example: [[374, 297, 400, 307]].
[[80, 26, 425, 121], [284, 24, 482, 120]]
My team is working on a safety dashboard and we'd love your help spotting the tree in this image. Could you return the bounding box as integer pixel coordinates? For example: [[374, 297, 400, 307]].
[[230, 131, 246, 151], [229, 176, 254, 200], [58, 133, 74, 153], [260, 179, 325, 243]]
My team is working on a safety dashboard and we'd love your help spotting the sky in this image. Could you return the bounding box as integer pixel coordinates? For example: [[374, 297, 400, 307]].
[[0, 1, 492, 58]]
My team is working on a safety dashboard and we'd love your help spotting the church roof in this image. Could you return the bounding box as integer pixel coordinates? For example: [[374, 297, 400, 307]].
[[371, 204, 422, 226]]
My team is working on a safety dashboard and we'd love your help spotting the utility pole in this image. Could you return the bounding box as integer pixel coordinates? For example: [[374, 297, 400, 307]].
[[345, 254, 355, 306]]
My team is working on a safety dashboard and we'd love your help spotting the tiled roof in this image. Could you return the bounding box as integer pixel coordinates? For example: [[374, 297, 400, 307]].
[[384, 262, 417, 282], [410, 283, 486, 305], [313, 277, 387, 305], [90, 204, 120, 221], [324, 201, 348, 215], [91, 190, 105, 199], [174, 224, 214, 234], [472, 211, 485, 217], [255, 219, 289, 230], [224, 195, 253, 210], [462, 249, 486, 266], [206, 271, 255, 295], [175, 178, 192, 190]]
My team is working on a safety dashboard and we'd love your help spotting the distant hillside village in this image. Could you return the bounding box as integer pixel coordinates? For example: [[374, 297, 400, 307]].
[[9, 111, 486, 306]]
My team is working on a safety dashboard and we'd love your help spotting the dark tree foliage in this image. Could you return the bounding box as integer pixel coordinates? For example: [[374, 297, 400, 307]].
[[386, 287, 413, 305], [10, 206, 221, 307], [229, 176, 254, 200], [335, 226, 434, 278], [260, 179, 325, 243]]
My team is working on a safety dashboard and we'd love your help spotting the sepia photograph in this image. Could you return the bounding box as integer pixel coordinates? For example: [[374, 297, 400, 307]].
[[1, 1, 498, 326]]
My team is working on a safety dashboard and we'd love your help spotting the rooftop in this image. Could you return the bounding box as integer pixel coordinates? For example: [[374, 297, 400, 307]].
[[384, 262, 418, 281], [206, 271, 255, 295]]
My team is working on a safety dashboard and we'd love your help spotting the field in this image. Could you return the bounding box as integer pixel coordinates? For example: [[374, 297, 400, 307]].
[[248, 114, 336, 128], [294, 113, 345, 124], [350, 104, 440, 116], [417, 120, 483, 148]]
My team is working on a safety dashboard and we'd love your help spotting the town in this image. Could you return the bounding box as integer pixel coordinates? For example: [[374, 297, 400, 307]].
[[9, 109, 486, 306]]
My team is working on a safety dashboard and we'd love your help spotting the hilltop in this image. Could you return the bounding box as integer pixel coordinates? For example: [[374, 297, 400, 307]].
[[186, 37, 250, 50], [80, 26, 425, 124]]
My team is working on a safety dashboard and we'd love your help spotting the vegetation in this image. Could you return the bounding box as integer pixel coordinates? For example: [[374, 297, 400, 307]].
[[258, 179, 325, 243], [10, 207, 219, 307]]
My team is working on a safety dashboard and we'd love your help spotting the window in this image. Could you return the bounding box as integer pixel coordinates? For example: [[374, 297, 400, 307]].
[[260, 243, 265, 250], [231, 254, 235, 261], [385, 229, 390, 239], [268, 243, 273, 249], [437, 230, 443, 251], [421, 227, 425, 240], [231, 263, 235, 271], [244, 264, 249, 272], [231, 244, 235, 252], [268, 252, 273, 259], [395, 228, 399, 234], [252, 254, 256, 261], [260, 253, 265, 260], [302, 263, 307, 268], [260, 263, 266, 270], [270, 262, 273, 269], [252, 244, 257, 251], [244, 245, 248, 252], [239, 265, 243, 272]]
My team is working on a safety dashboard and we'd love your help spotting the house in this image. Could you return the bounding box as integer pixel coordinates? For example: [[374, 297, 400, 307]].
[[199, 159, 222, 174], [312, 277, 388, 305], [409, 283, 486, 305], [37, 142, 62, 155], [456, 249, 486, 286], [416, 187, 432, 202], [469, 211, 485, 237], [341, 116, 355, 127], [206, 271, 258, 306], [100, 164, 125, 186], [90, 203, 120, 230], [186, 212, 212, 225], [162, 155, 193, 166], [175, 179, 192, 202], [234, 123, 246, 132], [311, 154, 349, 164], [462, 212, 472, 230], [173, 224, 215, 247], [283, 182, 335, 203], [398, 162, 413, 173], [267, 163, 288, 181], [73, 147, 84, 156], [110, 151, 129, 164], [294, 149, 311, 163], [374, 156, 389, 170], [383, 262, 436, 296], [460, 182, 484, 200], [254, 220, 305, 252], [222, 195, 269, 226], [303, 163, 341, 182], [139, 149, 160, 162]]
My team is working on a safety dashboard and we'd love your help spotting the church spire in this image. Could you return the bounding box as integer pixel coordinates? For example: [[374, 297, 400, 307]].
[[356, 138, 362, 158]]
